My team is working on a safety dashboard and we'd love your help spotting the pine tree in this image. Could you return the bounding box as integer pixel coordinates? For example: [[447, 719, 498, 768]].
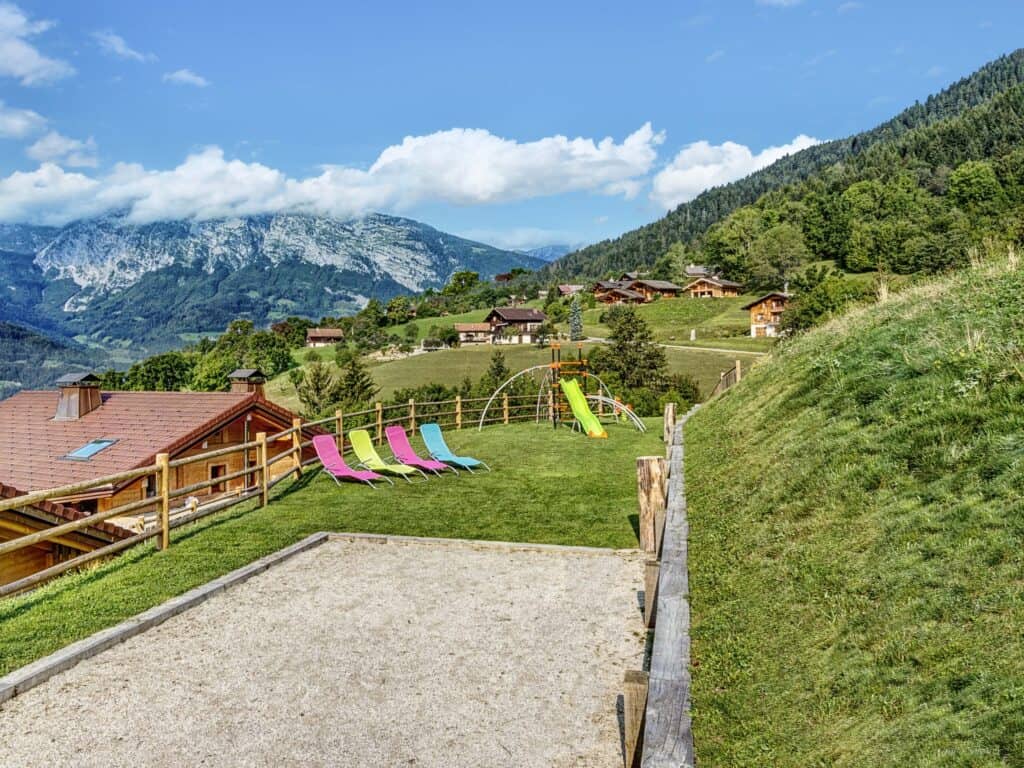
[[294, 361, 343, 418], [605, 307, 668, 390], [569, 294, 584, 341], [340, 355, 379, 409]]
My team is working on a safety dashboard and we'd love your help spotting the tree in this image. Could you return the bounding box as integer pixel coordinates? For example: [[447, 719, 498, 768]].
[[599, 307, 668, 390], [339, 355, 379, 409], [442, 270, 480, 296], [125, 352, 195, 391], [780, 277, 871, 334], [270, 316, 314, 348], [569, 294, 584, 341], [748, 223, 810, 291], [359, 298, 387, 328], [244, 331, 293, 377], [948, 160, 1006, 214], [190, 353, 238, 392], [403, 323, 420, 346], [386, 295, 413, 326], [294, 361, 344, 418]]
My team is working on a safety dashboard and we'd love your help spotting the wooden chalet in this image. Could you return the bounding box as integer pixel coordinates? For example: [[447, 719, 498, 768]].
[[484, 307, 547, 344], [0, 370, 319, 523], [558, 284, 585, 297], [0, 482, 134, 588], [683, 276, 744, 298], [594, 285, 646, 305], [454, 322, 492, 345], [626, 279, 683, 301], [306, 327, 344, 347], [742, 292, 791, 337]]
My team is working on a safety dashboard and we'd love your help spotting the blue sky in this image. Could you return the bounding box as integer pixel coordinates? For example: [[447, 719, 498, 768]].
[[0, 0, 1021, 250]]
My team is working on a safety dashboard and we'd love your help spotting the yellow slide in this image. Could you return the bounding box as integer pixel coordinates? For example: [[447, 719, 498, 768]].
[[560, 378, 608, 438]]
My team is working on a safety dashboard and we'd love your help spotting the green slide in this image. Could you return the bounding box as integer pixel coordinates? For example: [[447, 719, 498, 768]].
[[560, 378, 608, 438]]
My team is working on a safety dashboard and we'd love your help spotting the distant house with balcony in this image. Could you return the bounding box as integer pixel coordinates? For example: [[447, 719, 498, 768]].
[[683, 276, 744, 298], [627, 279, 683, 301], [592, 276, 681, 304], [742, 292, 791, 337], [306, 328, 345, 347], [484, 307, 547, 344], [454, 323, 493, 345]]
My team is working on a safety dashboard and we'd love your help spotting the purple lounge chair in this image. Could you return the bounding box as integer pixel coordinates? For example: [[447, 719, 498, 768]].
[[313, 435, 392, 488], [385, 426, 458, 477]]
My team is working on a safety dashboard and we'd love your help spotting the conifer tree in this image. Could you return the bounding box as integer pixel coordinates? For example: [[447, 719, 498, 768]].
[[569, 294, 584, 341]]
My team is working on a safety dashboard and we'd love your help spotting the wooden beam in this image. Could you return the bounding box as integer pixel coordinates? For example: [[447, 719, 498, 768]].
[[335, 409, 344, 453], [624, 669, 649, 768], [644, 559, 660, 628], [256, 433, 268, 508], [662, 402, 676, 444], [636, 456, 666, 554], [455, 395, 462, 430], [291, 418, 303, 479], [156, 453, 170, 551]]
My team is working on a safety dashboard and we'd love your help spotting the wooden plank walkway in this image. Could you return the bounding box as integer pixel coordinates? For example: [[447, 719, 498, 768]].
[[642, 406, 698, 767]]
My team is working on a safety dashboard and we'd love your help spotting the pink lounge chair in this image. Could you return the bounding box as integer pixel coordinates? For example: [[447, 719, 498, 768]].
[[385, 426, 458, 477], [313, 435, 392, 488]]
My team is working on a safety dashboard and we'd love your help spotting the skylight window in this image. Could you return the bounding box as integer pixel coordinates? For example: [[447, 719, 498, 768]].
[[64, 439, 117, 461]]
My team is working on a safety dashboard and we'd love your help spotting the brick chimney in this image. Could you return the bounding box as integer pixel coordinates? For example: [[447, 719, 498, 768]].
[[228, 368, 267, 398], [54, 372, 103, 421]]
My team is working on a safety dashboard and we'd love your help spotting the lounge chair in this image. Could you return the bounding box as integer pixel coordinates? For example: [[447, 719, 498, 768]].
[[349, 429, 428, 482], [385, 426, 458, 477], [419, 423, 491, 473], [312, 435, 392, 488]]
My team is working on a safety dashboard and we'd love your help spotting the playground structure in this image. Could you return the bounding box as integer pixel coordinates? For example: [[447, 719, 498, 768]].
[[478, 343, 646, 435]]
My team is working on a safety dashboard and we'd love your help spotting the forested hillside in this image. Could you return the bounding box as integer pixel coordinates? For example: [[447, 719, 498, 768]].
[[544, 48, 1024, 279], [0, 323, 100, 400]]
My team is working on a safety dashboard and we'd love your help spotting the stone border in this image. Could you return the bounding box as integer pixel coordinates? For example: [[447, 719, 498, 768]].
[[0, 532, 642, 707], [0, 532, 330, 706]]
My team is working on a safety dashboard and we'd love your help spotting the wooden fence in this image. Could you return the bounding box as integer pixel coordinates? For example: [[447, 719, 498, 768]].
[[707, 358, 743, 399], [0, 393, 543, 598], [625, 402, 697, 767]]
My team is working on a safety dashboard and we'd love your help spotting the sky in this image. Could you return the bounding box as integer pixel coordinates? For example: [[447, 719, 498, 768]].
[[0, 0, 1022, 251]]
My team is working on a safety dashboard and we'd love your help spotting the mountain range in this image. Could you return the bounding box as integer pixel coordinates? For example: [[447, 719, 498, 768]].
[[0, 212, 542, 352]]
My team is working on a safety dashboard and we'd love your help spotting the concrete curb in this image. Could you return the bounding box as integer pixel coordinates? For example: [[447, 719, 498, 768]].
[[0, 531, 330, 707], [326, 531, 642, 558]]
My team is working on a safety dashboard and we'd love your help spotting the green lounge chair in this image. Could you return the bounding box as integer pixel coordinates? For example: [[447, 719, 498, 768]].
[[349, 429, 428, 482]]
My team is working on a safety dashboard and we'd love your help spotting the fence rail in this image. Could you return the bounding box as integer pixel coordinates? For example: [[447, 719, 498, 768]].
[[0, 392, 568, 597], [708, 359, 743, 398]]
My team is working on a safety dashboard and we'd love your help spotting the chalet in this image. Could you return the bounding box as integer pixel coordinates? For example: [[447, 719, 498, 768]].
[[618, 271, 647, 281], [0, 482, 134, 588], [484, 307, 547, 344], [306, 328, 344, 347], [742, 292, 791, 337], [682, 276, 744, 298], [494, 273, 514, 283], [595, 286, 646, 305], [454, 322, 492, 345], [558, 284, 585, 297], [626, 279, 683, 301], [0, 370, 319, 523], [684, 264, 716, 279]]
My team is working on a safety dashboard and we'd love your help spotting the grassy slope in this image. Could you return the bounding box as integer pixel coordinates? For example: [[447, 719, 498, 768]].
[[685, 257, 1024, 766], [0, 421, 660, 676], [267, 343, 742, 410]]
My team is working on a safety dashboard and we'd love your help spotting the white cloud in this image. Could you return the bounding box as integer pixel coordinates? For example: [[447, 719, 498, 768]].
[[0, 2, 74, 85], [837, 1, 863, 12], [756, 0, 803, 6], [458, 227, 584, 252], [705, 49, 725, 63], [163, 68, 210, 87], [926, 65, 945, 78], [0, 124, 664, 225], [27, 131, 99, 168], [0, 99, 45, 137], [93, 30, 155, 62], [650, 134, 821, 210]]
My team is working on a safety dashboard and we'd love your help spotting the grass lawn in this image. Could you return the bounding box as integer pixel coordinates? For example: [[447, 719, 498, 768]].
[[0, 420, 661, 676], [266, 343, 743, 410], [684, 257, 1024, 766]]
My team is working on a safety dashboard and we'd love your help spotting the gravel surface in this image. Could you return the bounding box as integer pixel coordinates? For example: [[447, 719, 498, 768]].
[[0, 538, 645, 767]]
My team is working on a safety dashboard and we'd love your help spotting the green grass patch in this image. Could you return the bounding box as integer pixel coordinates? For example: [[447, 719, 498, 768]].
[[0, 420, 660, 676], [685, 257, 1024, 766]]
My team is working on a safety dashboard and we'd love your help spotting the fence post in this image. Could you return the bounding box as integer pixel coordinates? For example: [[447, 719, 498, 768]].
[[156, 453, 170, 551], [637, 456, 667, 554], [644, 559, 660, 628], [735, 359, 742, 382], [662, 402, 677, 444], [623, 669, 649, 767], [335, 409, 344, 453], [375, 402, 383, 445], [256, 432, 268, 507], [547, 388, 554, 424], [409, 398, 416, 432], [291, 417, 303, 478], [502, 392, 509, 425], [455, 395, 462, 429]]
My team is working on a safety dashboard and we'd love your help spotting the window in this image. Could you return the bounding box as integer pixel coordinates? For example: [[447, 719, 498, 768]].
[[210, 464, 227, 494], [64, 439, 117, 461]]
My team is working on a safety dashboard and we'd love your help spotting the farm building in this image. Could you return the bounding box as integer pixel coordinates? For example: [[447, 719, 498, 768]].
[[454, 322, 493, 345], [0, 370, 318, 523], [306, 328, 344, 347], [0, 482, 134, 588], [484, 307, 547, 344], [682, 276, 744, 298], [742, 292, 791, 337]]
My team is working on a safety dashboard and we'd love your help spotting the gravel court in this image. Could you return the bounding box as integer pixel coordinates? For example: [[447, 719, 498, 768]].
[[0, 537, 646, 767]]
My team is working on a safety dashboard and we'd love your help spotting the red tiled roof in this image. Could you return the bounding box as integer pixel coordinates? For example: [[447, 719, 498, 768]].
[[0, 390, 303, 493], [0, 482, 133, 541]]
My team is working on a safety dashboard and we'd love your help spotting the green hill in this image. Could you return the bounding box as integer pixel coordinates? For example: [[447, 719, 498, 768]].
[[544, 49, 1024, 280], [684, 254, 1024, 765], [0, 322, 101, 400]]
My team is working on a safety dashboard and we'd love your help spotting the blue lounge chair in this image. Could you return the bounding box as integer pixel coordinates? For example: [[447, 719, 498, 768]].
[[419, 423, 491, 473]]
